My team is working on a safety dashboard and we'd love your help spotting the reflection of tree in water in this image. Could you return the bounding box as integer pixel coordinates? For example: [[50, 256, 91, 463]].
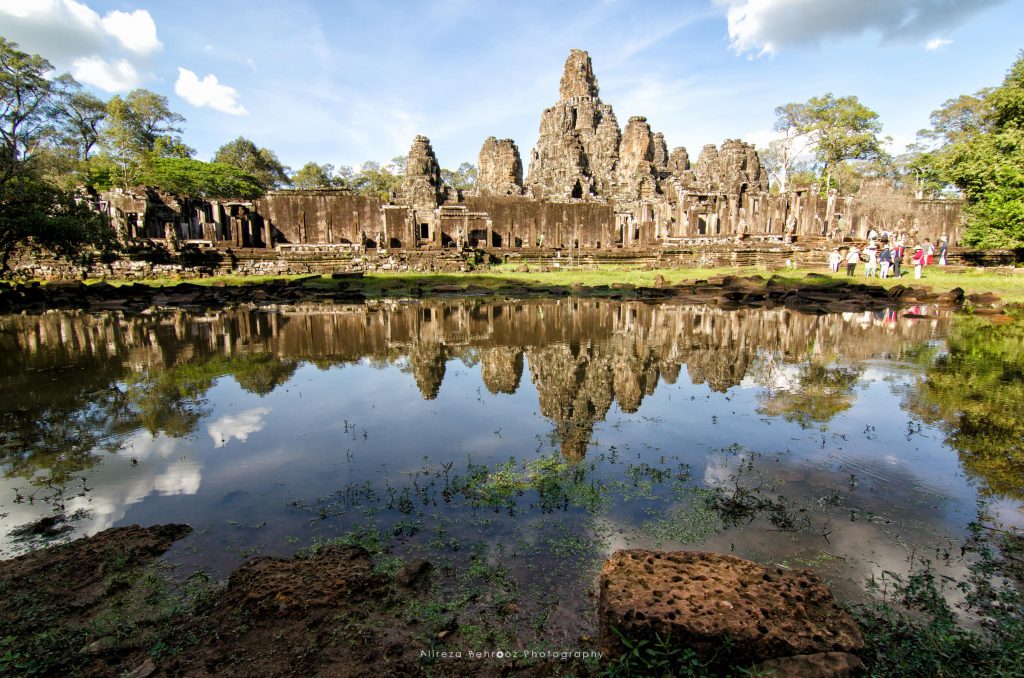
[[479, 347, 523, 395], [0, 335, 130, 486], [407, 339, 447, 400], [757, 362, 863, 428], [126, 353, 299, 436], [528, 344, 614, 461], [1, 347, 297, 486], [904, 312, 1024, 501], [1, 302, 951, 481]]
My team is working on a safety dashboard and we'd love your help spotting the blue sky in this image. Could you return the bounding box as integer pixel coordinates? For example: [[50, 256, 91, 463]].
[[1, 0, 1021, 174]]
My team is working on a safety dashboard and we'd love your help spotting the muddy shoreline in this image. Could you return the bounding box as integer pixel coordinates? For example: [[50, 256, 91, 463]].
[[0, 274, 1002, 315], [0, 524, 864, 677]]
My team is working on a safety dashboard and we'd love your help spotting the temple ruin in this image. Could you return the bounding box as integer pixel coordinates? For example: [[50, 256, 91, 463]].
[[98, 49, 962, 258]]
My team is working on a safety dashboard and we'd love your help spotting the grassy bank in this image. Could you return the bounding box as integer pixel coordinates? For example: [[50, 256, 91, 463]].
[[27, 262, 1024, 303]]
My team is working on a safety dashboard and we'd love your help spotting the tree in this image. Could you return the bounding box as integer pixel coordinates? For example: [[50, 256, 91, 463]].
[[212, 136, 290, 190], [0, 39, 115, 275], [0, 38, 57, 180], [442, 162, 477, 192], [351, 160, 402, 200], [763, 102, 812, 193], [779, 93, 887, 192], [912, 51, 1024, 247], [99, 89, 189, 189], [0, 174, 113, 274], [51, 76, 106, 162], [143, 157, 264, 200], [291, 161, 336, 189]]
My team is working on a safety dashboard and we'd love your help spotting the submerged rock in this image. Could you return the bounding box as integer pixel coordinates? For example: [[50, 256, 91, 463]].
[[599, 550, 863, 668]]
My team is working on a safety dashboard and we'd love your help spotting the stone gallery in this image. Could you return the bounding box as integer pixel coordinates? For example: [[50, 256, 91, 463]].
[[100, 50, 960, 252]]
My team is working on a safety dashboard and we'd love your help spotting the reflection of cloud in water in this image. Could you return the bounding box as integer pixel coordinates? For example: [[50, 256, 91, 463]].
[[593, 454, 976, 605], [207, 407, 271, 448], [703, 451, 753, 487], [0, 431, 201, 557]]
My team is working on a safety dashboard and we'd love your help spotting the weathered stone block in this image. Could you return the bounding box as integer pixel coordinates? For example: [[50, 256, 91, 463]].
[[599, 550, 863, 667]]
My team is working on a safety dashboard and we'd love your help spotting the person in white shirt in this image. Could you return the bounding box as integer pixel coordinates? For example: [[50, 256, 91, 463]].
[[828, 248, 842, 272], [864, 245, 877, 277], [845, 246, 859, 276]]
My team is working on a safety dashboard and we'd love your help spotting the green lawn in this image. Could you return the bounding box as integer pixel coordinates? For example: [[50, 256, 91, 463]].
[[49, 262, 1024, 303]]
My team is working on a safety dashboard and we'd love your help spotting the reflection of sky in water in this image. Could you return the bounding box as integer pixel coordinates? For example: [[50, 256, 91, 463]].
[[0, 302, 1020, 606]]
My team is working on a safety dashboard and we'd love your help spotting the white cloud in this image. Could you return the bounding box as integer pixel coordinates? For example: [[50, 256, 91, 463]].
[[716, 0, 1006, 56], [101, 9, 162, 56], [0, 0, 106, 63], [207, 407, 270, 448], [925, 37, 953, 51], [175, 67, 248, 115], [0, 1, 160, 91], [71, 55, 141, 91]]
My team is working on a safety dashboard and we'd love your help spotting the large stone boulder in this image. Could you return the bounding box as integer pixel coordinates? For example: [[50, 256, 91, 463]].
[[599, 550, 863, 669]]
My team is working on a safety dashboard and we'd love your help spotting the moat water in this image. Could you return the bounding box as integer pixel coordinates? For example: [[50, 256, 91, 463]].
[[1, 299, 1021, 625]]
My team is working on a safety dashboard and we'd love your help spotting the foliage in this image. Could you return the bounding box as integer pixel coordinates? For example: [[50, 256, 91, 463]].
[[291, 161, 340, 189], [763, 102, 813, 193], [212, 136, 290, 190], [757, 362, 862, 428], [350, 160, 402, 200], [0, 173, 113, 274], [441, 162, 477, 192], [775, 93, 888, 192], [50, 75, 106, 163], [0, 36, 57, 172], [98, 89, 190, 189], [0, 43, 109, 236], [914, 52, 1024, 247], [945, 126, 1024, 248], [143, 157, 264, 200], [903, 309, 1024, 501], [602, 628, 745, 677], [852, 522, 1024, 677]]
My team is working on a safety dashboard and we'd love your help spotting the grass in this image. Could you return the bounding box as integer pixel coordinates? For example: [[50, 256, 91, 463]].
[[41, 259, 1024, 303]]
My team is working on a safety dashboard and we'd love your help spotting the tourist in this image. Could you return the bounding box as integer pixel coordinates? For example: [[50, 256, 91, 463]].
[[892, 244, 903, 278], [868, 227, 878, 243], [864, 245, 877, 277], [912, 245, 925, 279], [828, 248, 841, 273], [879, 245, 892, 278], [846, 246, 859, 276], [938, 236, 948, 266], [924, 239, 934, 265]]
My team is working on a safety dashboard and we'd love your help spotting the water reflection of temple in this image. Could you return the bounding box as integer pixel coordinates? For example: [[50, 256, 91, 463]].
[[0, 301, 948, 460]]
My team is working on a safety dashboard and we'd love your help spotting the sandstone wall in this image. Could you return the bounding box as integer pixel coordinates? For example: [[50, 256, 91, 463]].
[[255, 192, 384, 246], [462, 196, 615, 248]]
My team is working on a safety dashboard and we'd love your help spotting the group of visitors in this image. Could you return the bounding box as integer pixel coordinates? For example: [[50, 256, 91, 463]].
[[828, 233, 948, 280]]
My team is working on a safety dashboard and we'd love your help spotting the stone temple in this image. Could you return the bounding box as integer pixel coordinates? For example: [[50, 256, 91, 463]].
[[98, 49, 961, 258]]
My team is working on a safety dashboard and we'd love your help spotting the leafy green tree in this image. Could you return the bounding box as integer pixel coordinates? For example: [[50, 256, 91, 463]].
[[442, 162, 477, 192], [143, 157, 263, 200], [0, 39, 115, 275], [778, 93, 887, 192], [50, 76, 106, 162], [0, 37, 58, 179], [291, 161, 336, 189], [0, 174, 114, 274], [212, 136, 290, 190], [99, 89, 190, 189], [351, 160, 401, 200], [937, 52, 1024, 247]]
